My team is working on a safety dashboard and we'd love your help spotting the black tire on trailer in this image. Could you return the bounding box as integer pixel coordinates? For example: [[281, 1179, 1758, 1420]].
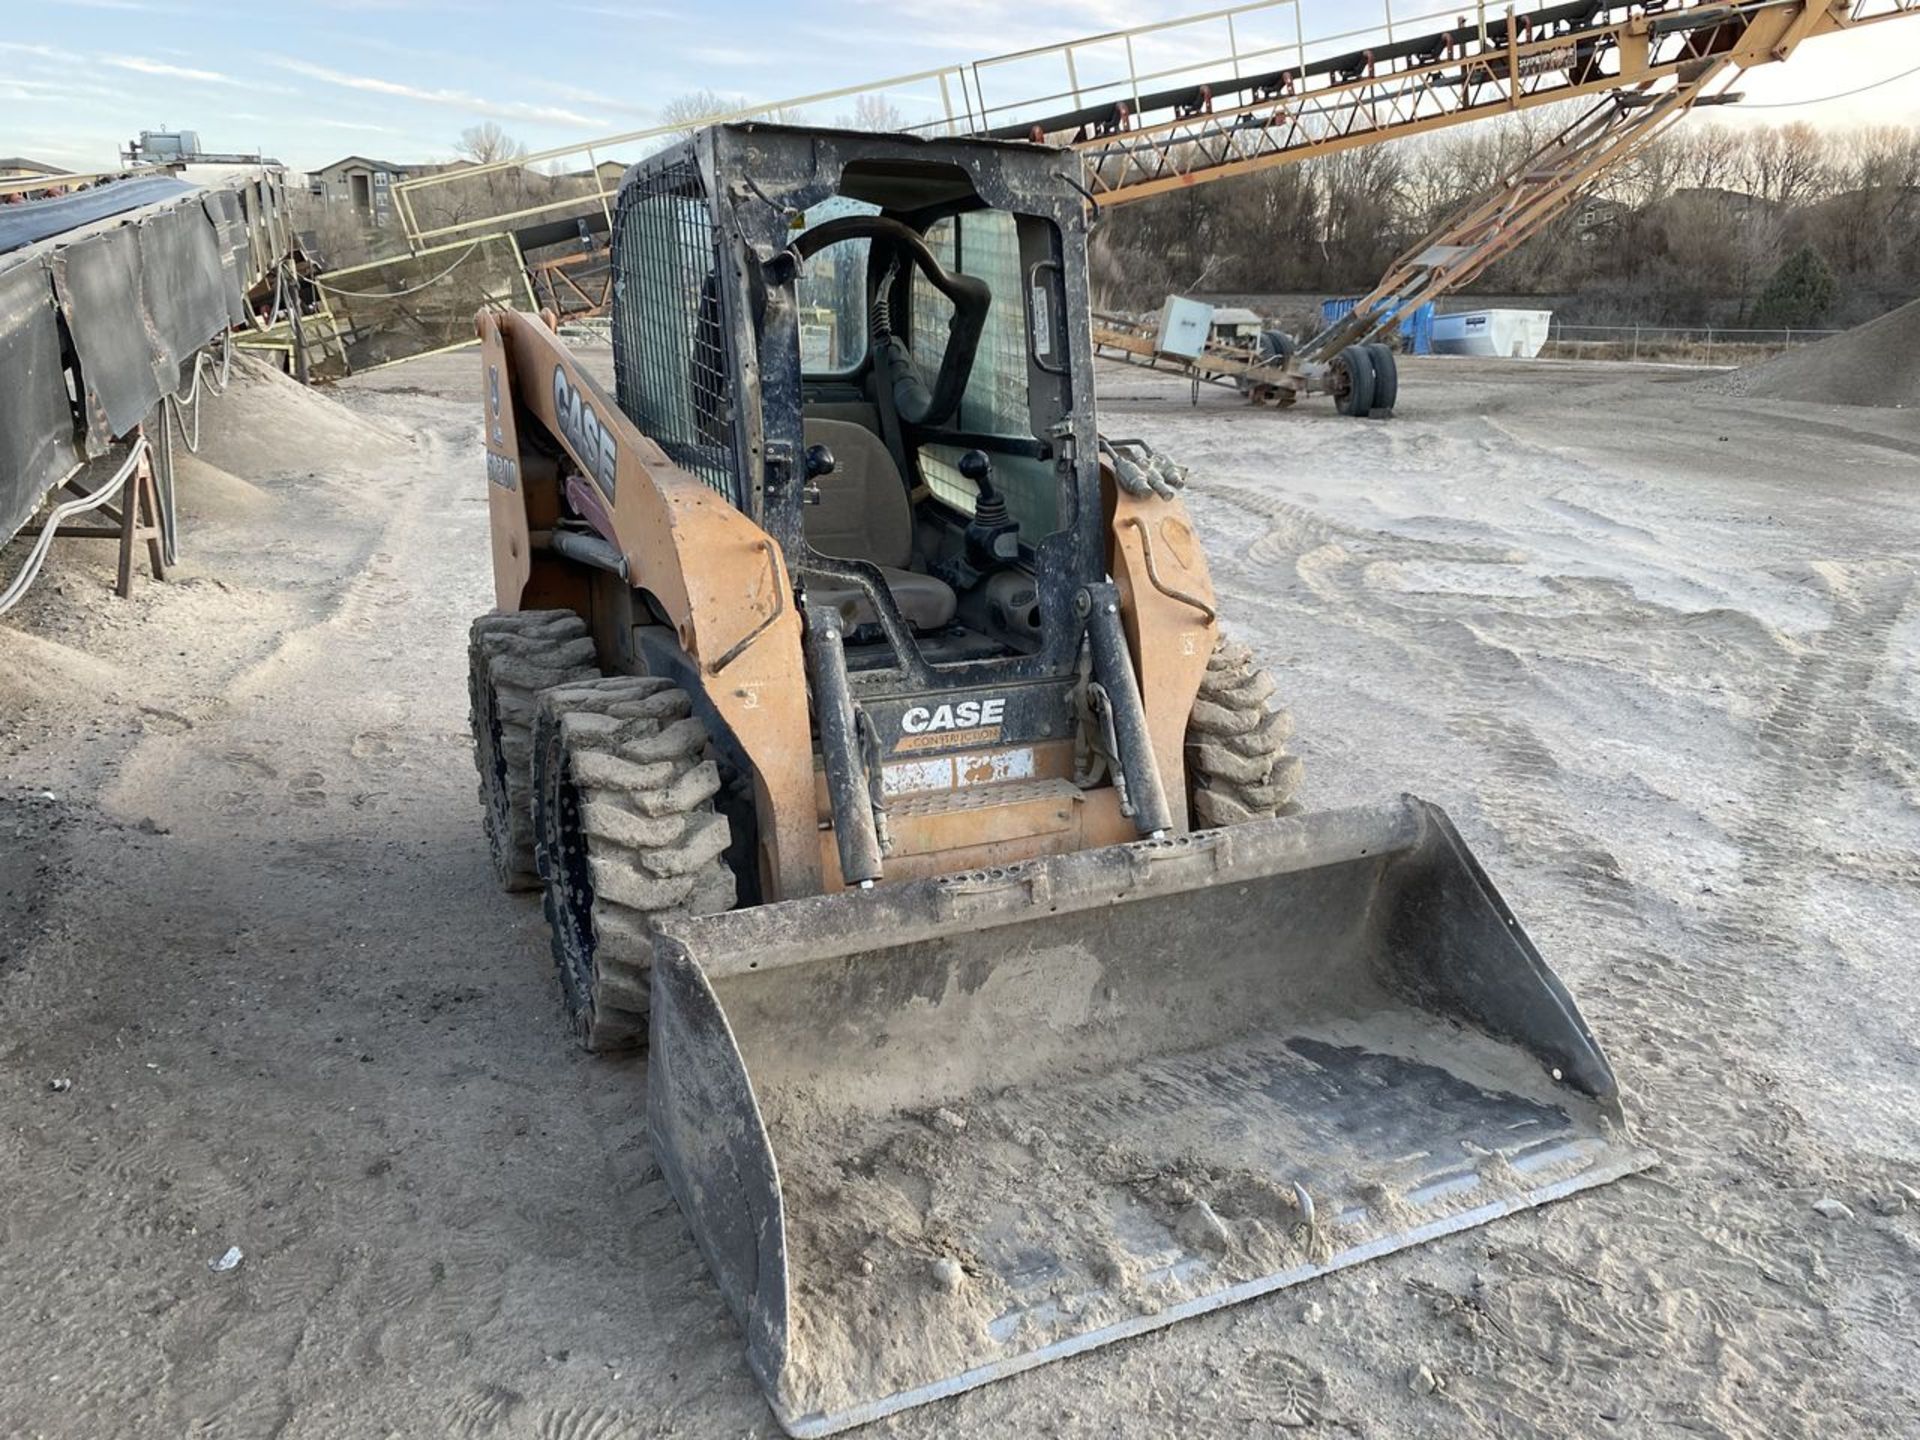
[[1259, 329, 1298, 367], [1239, 328, 1300, 396], [469, 610, 599, 891], [1184, 632, 1305, 829], [532, 676, 738, 1053], [1331, 345, 1376, 418], [1366, 342, 1399, 415]]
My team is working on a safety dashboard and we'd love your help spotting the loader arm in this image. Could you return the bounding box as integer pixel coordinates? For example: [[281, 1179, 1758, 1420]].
[[1106, 469, 1218, 833], [478, 308, 822, 896]]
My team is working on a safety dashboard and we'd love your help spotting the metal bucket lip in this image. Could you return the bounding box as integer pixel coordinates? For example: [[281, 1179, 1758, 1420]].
[[648, 791, 1652, 1436], [653, 793, 1436, 982], [767, 1142, 1655, 1438]]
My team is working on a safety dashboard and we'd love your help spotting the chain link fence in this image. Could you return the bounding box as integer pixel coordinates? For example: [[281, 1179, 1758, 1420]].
[[1541, 323, 1843, 367]]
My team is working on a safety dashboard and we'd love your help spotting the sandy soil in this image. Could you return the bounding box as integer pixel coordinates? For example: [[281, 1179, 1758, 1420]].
[[2, 349, 1917, 1438]]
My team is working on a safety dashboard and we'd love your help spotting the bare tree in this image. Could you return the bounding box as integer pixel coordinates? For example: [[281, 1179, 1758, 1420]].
[[1818, 125, 1920, 281], [457, 122, 527, 166], [1091, 117, 1919, 330], [659, 90, 742, 142], [1669, 124, 1744, 193], [1743, 122, 1830, 208], [407, 124, 551, 237], [837, 94, 908, 133]]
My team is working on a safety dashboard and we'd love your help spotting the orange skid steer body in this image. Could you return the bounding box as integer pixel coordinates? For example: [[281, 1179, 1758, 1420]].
[[472, 123, 1648, 1437]]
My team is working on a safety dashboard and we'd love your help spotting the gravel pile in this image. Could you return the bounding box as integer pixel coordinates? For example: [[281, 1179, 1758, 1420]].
[[1712, 295, 1920, 407]]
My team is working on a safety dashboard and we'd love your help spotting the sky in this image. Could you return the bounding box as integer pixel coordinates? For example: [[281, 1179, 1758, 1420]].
[[4, 0, 1919, 175]]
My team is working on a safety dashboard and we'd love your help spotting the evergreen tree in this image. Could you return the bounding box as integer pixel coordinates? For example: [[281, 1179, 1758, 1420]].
[[1752, 245, 1838, 328]]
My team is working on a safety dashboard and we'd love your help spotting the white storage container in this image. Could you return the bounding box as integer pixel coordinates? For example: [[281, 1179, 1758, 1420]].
[[1431, 309, 1553, 359]]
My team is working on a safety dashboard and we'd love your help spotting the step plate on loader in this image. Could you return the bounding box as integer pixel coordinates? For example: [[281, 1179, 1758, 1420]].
[[648, 796, 1652, 1437]]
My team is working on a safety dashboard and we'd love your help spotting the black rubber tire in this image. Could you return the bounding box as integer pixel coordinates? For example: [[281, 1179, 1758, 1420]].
[[1332, 345, 1376, 418], [532, 676, 738, 1053], [1366, 342, 1399, 415], [1236, 326, 1297, 397], [1185, 632, 1305, 829], [468, 610, 598, 891], [1259, 329, 1297, 366]]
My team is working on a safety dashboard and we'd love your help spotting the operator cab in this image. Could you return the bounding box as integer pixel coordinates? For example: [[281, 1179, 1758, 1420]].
[[785, 161, 1073, 671], [610, 126, 1096, 691]]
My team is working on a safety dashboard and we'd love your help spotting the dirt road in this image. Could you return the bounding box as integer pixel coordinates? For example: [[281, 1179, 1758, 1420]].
[[2, 350, 1916, 1438]]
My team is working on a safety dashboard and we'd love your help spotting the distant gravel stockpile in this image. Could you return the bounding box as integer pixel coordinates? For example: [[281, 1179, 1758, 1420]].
[[1714, 295, 1920, 407]]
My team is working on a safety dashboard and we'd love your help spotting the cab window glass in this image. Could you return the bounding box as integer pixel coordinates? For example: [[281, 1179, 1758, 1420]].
[[910, 211, 1058, 538], [910, 212, 1028, 434], [796, 196, 879, 373]]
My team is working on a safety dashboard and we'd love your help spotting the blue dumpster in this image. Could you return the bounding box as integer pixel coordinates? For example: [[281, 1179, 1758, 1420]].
[[1321, 297, 1435, 355]]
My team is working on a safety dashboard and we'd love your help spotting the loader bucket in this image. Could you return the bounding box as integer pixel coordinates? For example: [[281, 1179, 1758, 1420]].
[[648, 795, 1650, 1437]]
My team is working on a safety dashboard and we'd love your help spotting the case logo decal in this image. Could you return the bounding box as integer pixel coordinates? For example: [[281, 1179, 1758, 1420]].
[[552, 366, 617, 500], [902, 697, 1007, 735]]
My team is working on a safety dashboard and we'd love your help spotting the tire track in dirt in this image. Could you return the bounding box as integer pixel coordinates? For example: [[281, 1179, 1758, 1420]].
[[1179, 457, 1918, 1437], [6, 352, 1911, 1439], [1716, 561, 1916, 916], [1684, 561, 1920, 1191]]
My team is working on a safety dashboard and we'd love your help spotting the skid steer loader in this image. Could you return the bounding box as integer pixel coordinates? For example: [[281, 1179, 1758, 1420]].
[[468, 123, 1648, 1436]]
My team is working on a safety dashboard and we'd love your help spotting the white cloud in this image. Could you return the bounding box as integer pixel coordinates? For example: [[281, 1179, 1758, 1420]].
[[820, 0, 1158, 57], [530, 79, 656, 118], [267, 56, 608, 129], [681, 44, 786, 68], [556, 3, 680, 18], [309, 0, 460, 9], [104, 54, 249, 85], [4, 41, 265, 91]]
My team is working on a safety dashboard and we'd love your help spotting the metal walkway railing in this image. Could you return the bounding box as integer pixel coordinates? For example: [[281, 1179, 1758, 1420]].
[[393, 0, 1920, 248], [1057, 0, 1920, 201]]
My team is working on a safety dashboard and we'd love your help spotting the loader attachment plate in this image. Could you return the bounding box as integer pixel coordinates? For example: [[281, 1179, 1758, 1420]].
[[649, 796, 1651, 1436]]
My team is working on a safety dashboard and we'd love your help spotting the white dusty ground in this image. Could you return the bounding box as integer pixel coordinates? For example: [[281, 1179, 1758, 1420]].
[[2, 349, 1917, 1438]]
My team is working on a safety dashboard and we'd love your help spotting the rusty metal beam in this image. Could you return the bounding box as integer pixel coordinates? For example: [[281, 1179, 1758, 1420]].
[[1076, 1, 1920, 208]]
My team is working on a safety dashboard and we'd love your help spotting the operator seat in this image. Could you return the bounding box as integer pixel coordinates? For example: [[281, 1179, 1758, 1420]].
[[800, 418, 957, 631]]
